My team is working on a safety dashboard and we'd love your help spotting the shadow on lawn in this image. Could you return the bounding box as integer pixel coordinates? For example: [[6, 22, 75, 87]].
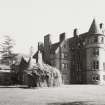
[[0, 85, 28, 88], [48, 101, 101, 105], [0, 85, 41, 89]]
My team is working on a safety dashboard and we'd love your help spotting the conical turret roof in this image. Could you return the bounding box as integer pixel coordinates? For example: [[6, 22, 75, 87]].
[[88, 19, 102, 34]]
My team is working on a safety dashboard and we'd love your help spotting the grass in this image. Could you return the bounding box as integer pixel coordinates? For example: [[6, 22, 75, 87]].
[[0, 85, 105, 105]]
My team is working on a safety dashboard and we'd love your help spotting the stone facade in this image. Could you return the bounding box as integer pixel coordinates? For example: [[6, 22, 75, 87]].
[[34, 19, 105, 85]]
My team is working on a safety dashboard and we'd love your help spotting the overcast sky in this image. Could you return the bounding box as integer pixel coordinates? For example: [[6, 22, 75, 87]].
[[0, 0, 105, 54]]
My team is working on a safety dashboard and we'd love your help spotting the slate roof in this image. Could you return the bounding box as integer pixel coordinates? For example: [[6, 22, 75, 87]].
[[14, 53, 30, 65], [33, 42, 60, 56], [88, 19, 102, 34], [33, 51, 38, 58]]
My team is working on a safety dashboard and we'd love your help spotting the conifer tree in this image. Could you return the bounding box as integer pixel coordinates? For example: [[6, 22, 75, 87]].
[[0, 35, 16, 65]]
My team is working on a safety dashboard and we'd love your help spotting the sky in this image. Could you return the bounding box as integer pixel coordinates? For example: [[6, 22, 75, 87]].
[[0, 0, 105, 55]]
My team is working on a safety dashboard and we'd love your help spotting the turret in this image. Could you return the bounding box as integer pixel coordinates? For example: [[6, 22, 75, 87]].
[[86, 19, 105, 85], [88, 19, 102, 34]]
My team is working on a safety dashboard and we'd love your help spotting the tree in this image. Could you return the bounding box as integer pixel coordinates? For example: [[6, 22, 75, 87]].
[[0, 35, 16, 65]]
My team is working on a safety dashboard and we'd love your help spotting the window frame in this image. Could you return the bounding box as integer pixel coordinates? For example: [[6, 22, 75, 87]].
[[93, 36, 98, 43], [62, 52, 68, 59], [93, 48, 99, 56], [92, 75, 100, 81], [103, 62, 105, 70], [92, 60, 99, 70], [62, 63, 69, 69], [101, 37, 104, 43]]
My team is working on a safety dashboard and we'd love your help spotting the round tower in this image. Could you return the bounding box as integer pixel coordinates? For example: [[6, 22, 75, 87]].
[[85, 19, 105, 85]]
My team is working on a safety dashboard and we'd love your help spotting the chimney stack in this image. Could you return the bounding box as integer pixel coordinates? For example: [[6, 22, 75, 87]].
[[100, 23, 105, 34], [74, 28, 79, 37], [59, 32, 66, 42], [38, 42, 44, 51]]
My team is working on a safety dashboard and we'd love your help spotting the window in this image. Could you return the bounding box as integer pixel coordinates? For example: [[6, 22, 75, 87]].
[[103, 75, 105, 81], [96, 75, 100, 80], [64, 53, 68, 58], [92, 75, 100, 81], [93, 61, 95, 69], [62, 53, 68, 58], [94, 37, 98, 43], [63, 44, 66, 48], [86, 39, 89, 44], [93, 61, 99, 70], [79, 76, 81, 81], [62, 63, 68, 69], [92, 76, 95, 80], [101, 37, 104, 43], [96, 61, 99, 69], [93, 48, 99, 56], [83, 41, 85, 46], [62, 53, 64, 58], [103, 63, 105, 70], [76, 63, 80, 71]]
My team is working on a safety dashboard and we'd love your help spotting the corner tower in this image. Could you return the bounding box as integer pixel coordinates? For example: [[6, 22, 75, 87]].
[[85, 19, 105, 84]]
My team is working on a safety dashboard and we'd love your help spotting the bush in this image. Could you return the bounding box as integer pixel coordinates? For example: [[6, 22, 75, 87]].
[[25, 62, 62, 88]]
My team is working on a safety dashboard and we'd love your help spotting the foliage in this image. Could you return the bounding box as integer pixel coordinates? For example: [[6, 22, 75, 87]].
[[0, 35, 16, 65], [25, 59, 62, 87]]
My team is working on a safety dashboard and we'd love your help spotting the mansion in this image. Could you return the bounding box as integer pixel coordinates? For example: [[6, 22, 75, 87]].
[[34, 19, 105, 85]]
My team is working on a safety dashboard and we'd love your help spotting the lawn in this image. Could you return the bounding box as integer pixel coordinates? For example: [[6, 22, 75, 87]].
[[0, 85, 105, 105]]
